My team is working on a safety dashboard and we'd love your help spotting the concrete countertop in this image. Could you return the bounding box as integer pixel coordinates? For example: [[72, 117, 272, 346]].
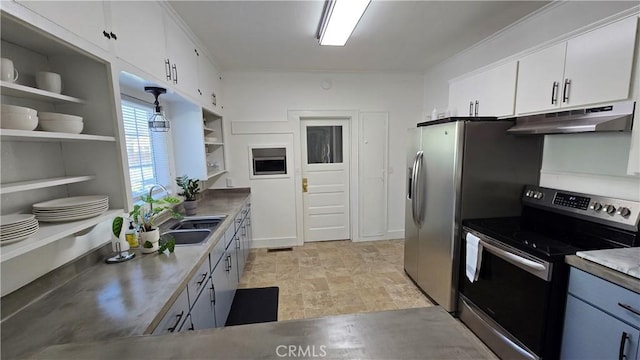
[[32, 306, 497, 360], [0, 189, 250, 359], [566, 254, 640, 294]]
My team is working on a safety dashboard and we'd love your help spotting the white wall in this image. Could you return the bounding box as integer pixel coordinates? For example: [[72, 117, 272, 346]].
[[423, 1, 640, 200], [220, 72, 423, 247]]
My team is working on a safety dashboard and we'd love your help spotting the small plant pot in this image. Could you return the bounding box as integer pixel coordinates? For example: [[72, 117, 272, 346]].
[[139, 228, 160, 254], [183, 200, 198, 216]]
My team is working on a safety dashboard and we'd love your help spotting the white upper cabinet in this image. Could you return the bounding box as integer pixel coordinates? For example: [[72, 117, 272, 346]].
[[516, 17, 638, 114], [109, 1, 169, 82], [563, 17, 637, 108], [164, 14, 199, 99], [515, 43, 566, 114], [15, 1, 110, 50], [198, 54, 222, 111], [448, 61, 518, 118]]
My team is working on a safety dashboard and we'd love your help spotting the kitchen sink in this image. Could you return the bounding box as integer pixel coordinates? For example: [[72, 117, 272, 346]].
[[160, 229, 212, 246], [171, 216, 226, 231]]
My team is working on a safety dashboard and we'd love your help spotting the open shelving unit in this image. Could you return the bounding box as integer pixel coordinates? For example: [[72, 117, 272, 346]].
[[1, 12, 127, 266], [0, 209, 124, 262]]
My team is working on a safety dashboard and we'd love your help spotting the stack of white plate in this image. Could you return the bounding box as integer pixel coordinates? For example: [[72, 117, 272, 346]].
[[38, 112, 83, 134], [1, 214, 39, 245], [33, 195, 109, 222], [1, 104, 38, 131]]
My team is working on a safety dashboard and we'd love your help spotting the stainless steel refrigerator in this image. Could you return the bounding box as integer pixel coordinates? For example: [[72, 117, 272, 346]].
[[404, 118, 543, 312]]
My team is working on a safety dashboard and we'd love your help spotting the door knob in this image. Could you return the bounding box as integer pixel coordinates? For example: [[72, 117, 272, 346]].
[[302, 177, 308, 193]]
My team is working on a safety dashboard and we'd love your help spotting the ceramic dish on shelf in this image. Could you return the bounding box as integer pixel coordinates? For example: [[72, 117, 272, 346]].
[[32, 195, 108, 209], [1, 104, 37, 116], [0, 214, 38, 243], [1, 113, 38, 130], [38, 120, 83, 134], [32, 195, 109, 222], [37, 112, 82, 122]]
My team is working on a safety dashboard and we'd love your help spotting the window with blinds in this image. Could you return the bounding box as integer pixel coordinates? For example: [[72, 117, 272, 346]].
[[121, 99, 172, 201]]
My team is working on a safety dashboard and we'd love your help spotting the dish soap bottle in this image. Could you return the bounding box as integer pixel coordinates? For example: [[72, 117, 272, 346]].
[[125, 222, 139, 248]]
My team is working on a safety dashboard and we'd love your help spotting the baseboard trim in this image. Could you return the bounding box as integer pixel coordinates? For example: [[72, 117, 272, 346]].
[[251, 237, 298, 249], [354, 230, 404, 242]]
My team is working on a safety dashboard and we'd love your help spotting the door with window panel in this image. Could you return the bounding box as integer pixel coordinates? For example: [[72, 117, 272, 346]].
[[300, 119, 350, 242]]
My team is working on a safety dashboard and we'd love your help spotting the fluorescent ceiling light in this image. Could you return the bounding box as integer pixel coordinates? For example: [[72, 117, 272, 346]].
[[317, 0, 371, 46]]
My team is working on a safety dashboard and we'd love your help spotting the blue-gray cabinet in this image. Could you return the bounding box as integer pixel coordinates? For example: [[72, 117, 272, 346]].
[[561, 268, 640, 360]]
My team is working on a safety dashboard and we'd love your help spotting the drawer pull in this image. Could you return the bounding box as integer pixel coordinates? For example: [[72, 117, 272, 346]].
[[618, 331, 629, 360], [618, 302, 640, 316], [196, 273, 207, 286], [167, 311, 184, 333]]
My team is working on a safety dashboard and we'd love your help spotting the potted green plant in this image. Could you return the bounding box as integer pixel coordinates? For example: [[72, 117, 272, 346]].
[[176, 174, 201, 216], [129, 194, 181, 253]]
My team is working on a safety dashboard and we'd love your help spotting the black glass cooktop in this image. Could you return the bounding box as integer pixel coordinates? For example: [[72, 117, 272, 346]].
[[462, 207, 638, 262]]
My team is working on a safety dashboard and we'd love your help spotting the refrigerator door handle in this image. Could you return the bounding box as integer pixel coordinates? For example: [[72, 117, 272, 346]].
[[413, 151, 424, 226], [410, 152, 419, 225]]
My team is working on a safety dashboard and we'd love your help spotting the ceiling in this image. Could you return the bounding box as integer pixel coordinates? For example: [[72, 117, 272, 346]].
[[169, 1, 550, 73]]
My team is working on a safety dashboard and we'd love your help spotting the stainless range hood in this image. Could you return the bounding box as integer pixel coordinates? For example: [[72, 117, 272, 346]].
[[507, 101, 635, 135]]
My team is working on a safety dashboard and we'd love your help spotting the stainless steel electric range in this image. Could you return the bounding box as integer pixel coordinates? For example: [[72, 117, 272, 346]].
[[458, 185, 640, 360]]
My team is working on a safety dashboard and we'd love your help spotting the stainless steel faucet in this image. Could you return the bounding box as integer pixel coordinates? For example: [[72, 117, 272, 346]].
[[148, 184, 170, 212]]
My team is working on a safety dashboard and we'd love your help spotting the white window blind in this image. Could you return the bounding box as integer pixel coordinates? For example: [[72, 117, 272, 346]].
[[121, 99, 171, 201]]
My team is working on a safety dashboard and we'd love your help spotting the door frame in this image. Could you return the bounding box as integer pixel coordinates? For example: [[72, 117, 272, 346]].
[[289, 110, 359, 246]]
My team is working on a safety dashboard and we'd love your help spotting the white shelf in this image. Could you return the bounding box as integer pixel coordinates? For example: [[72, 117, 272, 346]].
[[204, 141, 224, 146], [207, 170, 227, 180], [0, 209, 123, 263], [1, 81, 84, 104], [0, 129, 116, 142], [203, 127, 217, 132], [0, 176, 96, 195]]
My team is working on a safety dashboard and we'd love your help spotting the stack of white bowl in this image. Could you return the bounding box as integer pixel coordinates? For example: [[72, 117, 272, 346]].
[[1, 214, 39, 245], [38, 112, 83, 134], [1, 104, 38, 130]]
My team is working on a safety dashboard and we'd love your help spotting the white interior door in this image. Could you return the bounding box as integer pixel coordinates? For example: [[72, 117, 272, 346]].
[[301, 119, 350, 242]]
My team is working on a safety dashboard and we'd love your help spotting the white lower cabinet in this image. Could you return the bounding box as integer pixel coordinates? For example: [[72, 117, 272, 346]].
[[211, 251, 236, 327]]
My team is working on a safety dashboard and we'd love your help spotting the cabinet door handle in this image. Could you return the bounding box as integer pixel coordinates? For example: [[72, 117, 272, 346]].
[[210, 283, 216, 304], [172, 64, 178, 84], [551, 81, 559, 105], [618, 302, 640, 316], [236, 236, 240, 249], [196, 273, 207, 286], [102, 30, 111, 39], [165, 59, 172, 81], [168, 311, 184, 332], [469, 101, 473, 116], [228, 255, 233, 270], [474, 100, 479, 116], [618, 332, 629, 360], [225, 255, 230, 272], [562, 78, 571, 103], [110, 32, 117, 40]]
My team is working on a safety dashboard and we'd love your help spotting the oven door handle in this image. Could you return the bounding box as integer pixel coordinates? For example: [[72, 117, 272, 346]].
[[480, 240, 547, 272]]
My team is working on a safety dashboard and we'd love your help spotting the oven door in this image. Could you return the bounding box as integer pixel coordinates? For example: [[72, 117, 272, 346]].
[[459, 228, 556, 359]]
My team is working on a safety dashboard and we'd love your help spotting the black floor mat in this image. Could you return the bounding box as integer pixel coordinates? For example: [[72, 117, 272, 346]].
[[225, 287, 279, 326]]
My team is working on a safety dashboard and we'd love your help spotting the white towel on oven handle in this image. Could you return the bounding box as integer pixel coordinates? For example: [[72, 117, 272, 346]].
[[465, 232, 483, 283]]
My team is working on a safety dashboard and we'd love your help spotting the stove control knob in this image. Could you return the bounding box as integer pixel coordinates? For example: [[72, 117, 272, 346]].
[[591, 202, 603, 211], [605, 205, 616, 215], [525, 190, 533, 197], [617, 207, 631, 218], [534, 191, 543, 199]]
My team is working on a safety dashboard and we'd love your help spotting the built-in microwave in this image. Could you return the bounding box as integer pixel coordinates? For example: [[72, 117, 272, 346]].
[[253, 156, 286, 175]]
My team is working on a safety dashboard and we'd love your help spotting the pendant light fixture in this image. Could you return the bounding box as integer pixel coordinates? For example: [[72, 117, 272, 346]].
[[144, 86, 170, 132]]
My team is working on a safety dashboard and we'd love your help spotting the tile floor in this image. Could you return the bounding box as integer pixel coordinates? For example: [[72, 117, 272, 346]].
[[238, 239, 433, 321]]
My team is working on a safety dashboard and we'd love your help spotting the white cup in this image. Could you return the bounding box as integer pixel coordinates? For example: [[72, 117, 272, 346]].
[[36, 71, 62, 94], [1, 58, 19, 83]]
